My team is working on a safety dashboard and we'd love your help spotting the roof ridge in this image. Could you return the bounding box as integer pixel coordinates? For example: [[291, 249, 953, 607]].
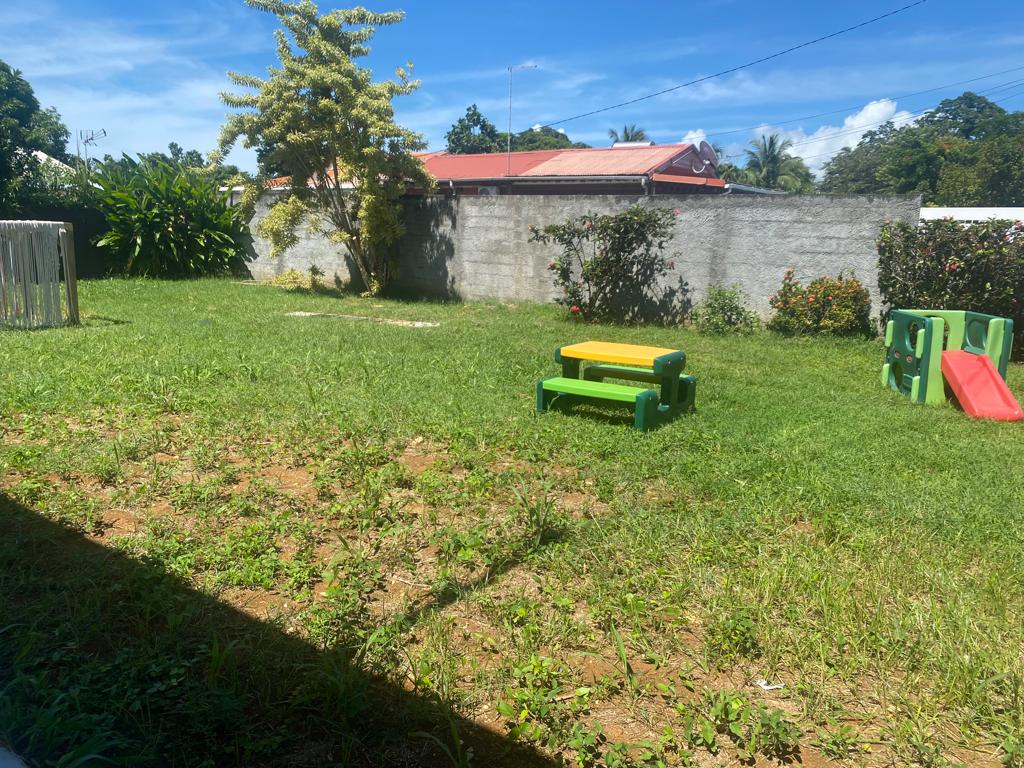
[[418, 143, 693, 159]]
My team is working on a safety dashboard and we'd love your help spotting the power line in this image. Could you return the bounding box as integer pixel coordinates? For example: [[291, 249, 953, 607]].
[[523, 0, 929, 132], [699, 65, 1024, 143]]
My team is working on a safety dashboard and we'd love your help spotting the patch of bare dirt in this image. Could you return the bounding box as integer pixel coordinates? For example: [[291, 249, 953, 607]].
[[220, 587, 296, 621], [98, 507, 141, 537], [234, 464, 317, 501], [397, 437, 444, 476]]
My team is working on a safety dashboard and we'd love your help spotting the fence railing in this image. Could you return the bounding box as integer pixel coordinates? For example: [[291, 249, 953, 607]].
[[0, 220, 80, 329]]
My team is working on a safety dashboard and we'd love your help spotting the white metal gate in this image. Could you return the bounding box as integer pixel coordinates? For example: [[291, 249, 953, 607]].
[[0, 220, 80, 329]]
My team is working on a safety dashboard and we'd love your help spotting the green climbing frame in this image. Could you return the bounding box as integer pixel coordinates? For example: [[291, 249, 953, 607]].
[[882, 309, 1016, 405]]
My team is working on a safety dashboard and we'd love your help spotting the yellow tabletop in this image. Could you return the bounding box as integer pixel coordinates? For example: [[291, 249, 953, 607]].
[[559, 340, 679, 367]]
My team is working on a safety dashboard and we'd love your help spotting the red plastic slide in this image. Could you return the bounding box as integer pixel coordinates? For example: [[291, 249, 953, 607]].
[[941, 350, 1023, 422]]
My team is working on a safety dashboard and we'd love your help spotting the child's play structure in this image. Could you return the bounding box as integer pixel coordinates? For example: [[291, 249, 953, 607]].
[[537, 341, 696, 431], [882, 309, 1022, 421]]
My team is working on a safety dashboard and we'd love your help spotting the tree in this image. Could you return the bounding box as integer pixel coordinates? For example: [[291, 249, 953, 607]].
[[512, 125, 589, 151], [936, 134, 1024, 206], [97, 143, 242, 186], [716, 161, 752, 185], [819, 92, 1024, 204], [445, 104, 502, 154], [217, 0, 432, 295], [0, 59, 71, 212], [918, 91, 1007, 140], [444, 105, 590, 153], [608, 124, 648, 144], [742, 134, 815, 192]]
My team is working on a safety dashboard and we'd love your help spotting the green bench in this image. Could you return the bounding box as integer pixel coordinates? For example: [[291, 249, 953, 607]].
[[583, 364, 697, 413], [536, 376, 661, 431]]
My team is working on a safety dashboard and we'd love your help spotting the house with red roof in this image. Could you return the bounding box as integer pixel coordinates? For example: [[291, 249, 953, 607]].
[[414, 141, 727, 196]]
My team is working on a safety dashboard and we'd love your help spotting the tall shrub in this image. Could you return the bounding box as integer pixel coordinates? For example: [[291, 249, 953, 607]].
[[216, 0, 431, 296], [529, 205, 685, 323], [93, 157, 246, 277], [877, 218, 1024, 356], [768, 269, 872, 336]]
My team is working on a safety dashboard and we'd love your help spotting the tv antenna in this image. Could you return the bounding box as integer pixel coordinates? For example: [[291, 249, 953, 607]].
[[76, 129, 107, 167]]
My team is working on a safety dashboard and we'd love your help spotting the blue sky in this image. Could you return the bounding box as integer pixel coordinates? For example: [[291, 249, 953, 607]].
[[3, 0, 1022, 175]]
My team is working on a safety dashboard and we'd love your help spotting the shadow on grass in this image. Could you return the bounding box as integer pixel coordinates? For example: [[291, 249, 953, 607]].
[[82, 315, 131, 327], [0, 492, 557, 767]]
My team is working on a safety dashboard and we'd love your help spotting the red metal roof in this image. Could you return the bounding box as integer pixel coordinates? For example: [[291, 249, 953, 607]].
[[266, 144, 721, 189], [419, 144, 709, 181]]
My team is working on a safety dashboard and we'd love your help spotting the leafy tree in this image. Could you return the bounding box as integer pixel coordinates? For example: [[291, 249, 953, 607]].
[[820, 92, 1024, 204], [608, 124, 648, 144], [741, 134, 815, 192], [0, 58, 71, 212], [918, 91, 1008, 140], [511, 125, 589, 151], [445, 104, 502, 154], [936, 134, 1024, 206], [443, 106, 589, 154], [97, 143, 241, 186], [717, 161, 752, 185], [217, 0, 432, 295], [819, 122, 898, 194]]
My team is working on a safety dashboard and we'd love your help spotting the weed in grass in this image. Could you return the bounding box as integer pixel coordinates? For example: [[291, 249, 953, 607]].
[[414, 713, 475, 768], [205, 522, 282, 589], [704, 607, 760, 668], [1002, 735, 1023, 768], [886, 711, 950, 768], [814, 722, 863, 759], [677, 688, 801, 762], [609, 624, 640, 700], [332, 470, 406, 532], [497, 655, 592, 749], [303, 544, 385, 652], [513, 480, 566, 553]]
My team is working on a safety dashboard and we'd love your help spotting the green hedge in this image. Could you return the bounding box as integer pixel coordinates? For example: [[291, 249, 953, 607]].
[[877, 218, 1024, 357]]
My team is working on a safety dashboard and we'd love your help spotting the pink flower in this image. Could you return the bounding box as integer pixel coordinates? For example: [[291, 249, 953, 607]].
[[673, 208, 681, 216], [570, 305, 581, 315]]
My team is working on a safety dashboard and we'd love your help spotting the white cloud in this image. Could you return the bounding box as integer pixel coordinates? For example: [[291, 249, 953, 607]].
[[681, 129, 707, 145], [751, 99, 915, 175], [0, 4, 264, 170]]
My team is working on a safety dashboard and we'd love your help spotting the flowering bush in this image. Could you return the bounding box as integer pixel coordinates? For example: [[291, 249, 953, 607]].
[[768, 269, 872, 336], [529, 205, 683, 323], [693, 285, 758, 334], [877, 218, 1024, 357]]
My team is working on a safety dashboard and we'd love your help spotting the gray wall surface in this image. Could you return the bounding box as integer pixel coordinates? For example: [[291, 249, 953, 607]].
[[246, 192, 921, 316]]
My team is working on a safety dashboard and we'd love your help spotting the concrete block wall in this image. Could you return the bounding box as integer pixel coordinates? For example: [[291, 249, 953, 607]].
[[246, 192, 921, 316]]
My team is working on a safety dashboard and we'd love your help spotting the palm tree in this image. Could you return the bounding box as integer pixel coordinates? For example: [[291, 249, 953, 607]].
[[742, 134, 815, 192], [608, 124, 649, 144]]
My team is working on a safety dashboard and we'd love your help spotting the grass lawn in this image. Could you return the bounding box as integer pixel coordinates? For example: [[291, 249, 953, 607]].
[[2, 278, 1023, 768]]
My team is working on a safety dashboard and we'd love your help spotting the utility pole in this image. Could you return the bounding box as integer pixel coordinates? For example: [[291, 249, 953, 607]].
[[507, 64, 538, 177]]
